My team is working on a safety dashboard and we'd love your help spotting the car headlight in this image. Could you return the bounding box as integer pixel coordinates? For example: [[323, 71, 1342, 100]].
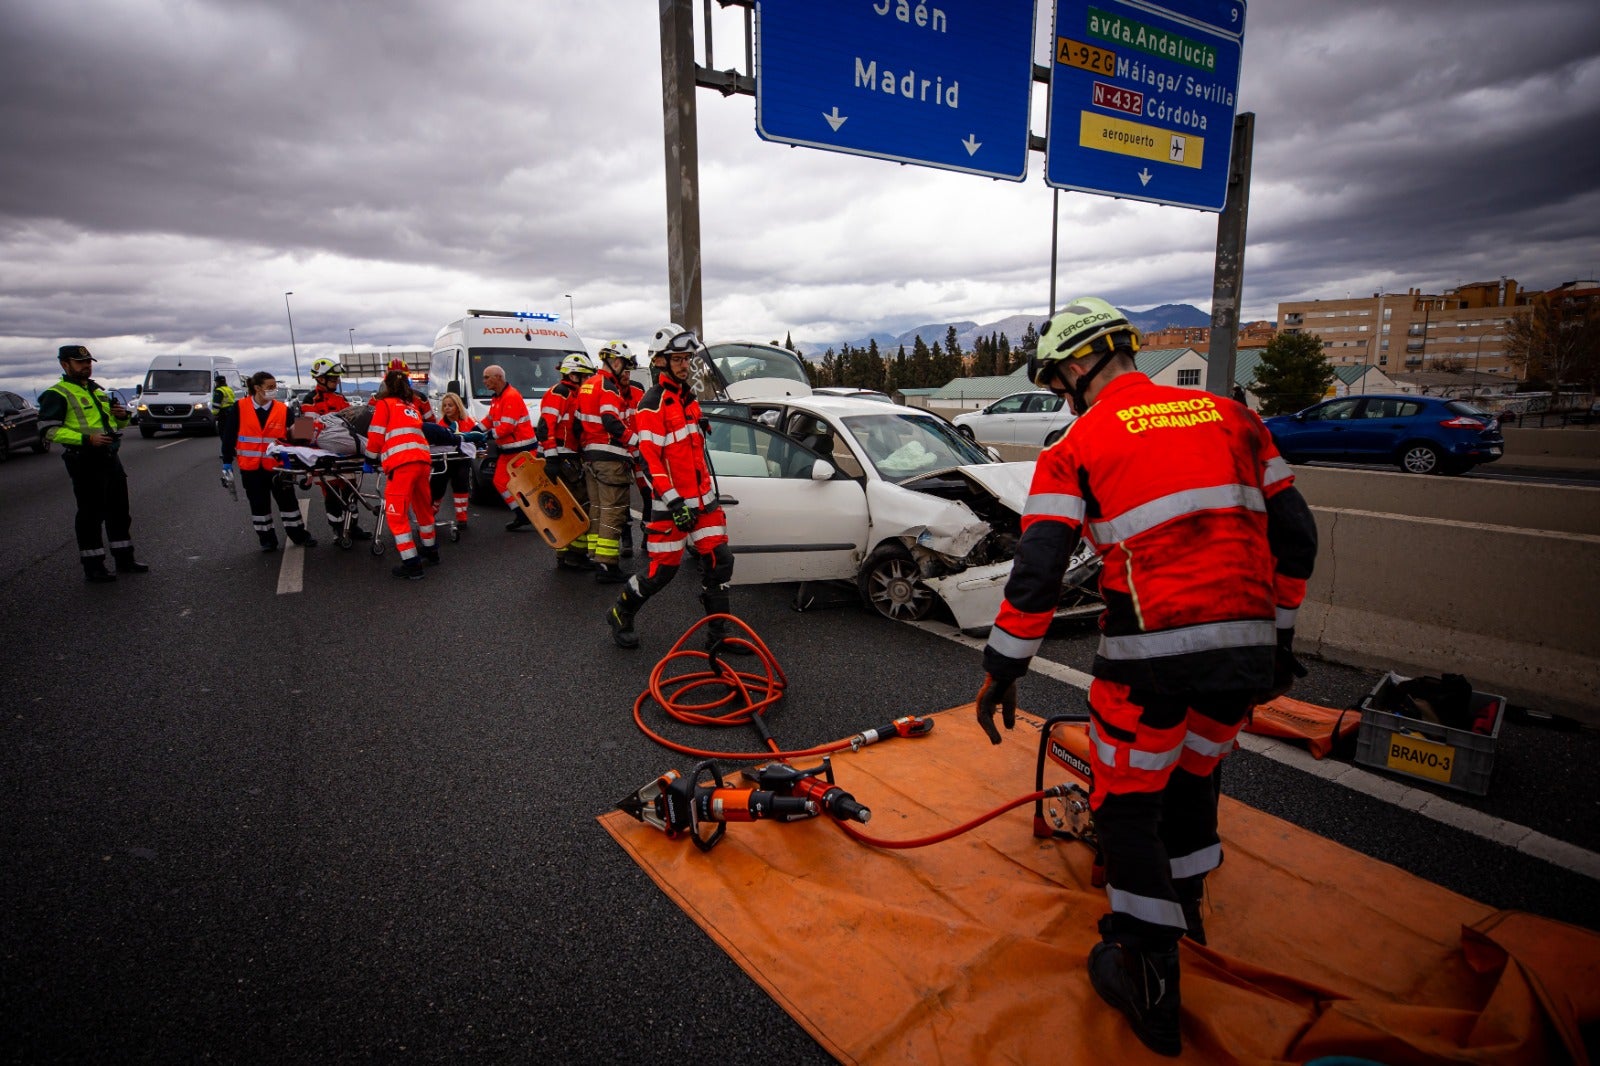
[[194, 403, 209, 411], [136, 404, 147, 411]]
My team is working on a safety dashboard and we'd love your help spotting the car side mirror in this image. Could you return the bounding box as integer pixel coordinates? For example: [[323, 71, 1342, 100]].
[[985, 446, 1002, 462], [811, 459, 836, 481], [448, 379, 461, 396]]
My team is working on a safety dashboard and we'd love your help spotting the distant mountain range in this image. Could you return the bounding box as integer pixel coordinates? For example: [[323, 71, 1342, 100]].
[[798, 303, 1213, 357]]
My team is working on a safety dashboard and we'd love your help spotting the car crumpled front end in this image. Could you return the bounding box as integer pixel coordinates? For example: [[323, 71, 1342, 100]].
[[868, 462, 1100, 633]]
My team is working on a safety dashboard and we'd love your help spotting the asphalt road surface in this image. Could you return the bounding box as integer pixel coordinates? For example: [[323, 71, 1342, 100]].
[[4, 433, 1597, 1062]]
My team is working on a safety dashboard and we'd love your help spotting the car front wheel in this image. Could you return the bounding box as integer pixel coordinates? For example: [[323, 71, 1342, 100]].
[[1399, 442, 1442, 475], [858, 544, 936, 622]]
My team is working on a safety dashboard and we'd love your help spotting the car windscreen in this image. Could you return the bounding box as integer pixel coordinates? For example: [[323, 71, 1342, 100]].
[[143, 369, 212, 394], [704, 343, 810, 388], [467, 347, 581, 400], [842, 411, 992, 483]]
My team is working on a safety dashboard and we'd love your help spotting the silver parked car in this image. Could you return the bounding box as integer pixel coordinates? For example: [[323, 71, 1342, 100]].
[[953, 390, 1076, 447]]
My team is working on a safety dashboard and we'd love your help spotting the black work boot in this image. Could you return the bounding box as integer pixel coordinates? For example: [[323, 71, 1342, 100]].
[[391, 559, 426, 580], [505, 510, 531, 531], [421, 546, 441, 566], [701, 593, 754, 656], [1174, 876, 1207, 946], [288, 530, 318, 548], [557, 548, 592, 571], [1088, 921, 1182, 1057], [112, 551, 150, 574], [260, 534, 280, 553], [84, 560, 117, 584], [606, 604, 639, 650], [593, 561, 628, 585]]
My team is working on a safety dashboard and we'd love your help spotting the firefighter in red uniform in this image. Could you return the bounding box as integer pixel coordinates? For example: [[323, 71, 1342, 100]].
[[219, 371, 316, 551], [367, 368, 439, 580], [605, 330, 743, 653], [577, 341, 636, 583], [974, 298, 1318, 1057], [481, 363, 539, 530], [535, 352, 596, 568], [299, 358, 370, 541]]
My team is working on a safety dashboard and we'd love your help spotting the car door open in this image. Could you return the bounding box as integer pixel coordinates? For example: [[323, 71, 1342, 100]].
[[704, 415, 869, 584]]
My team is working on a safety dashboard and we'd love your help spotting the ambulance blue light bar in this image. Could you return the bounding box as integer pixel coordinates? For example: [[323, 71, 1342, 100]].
[[466, 309, 563, 321]]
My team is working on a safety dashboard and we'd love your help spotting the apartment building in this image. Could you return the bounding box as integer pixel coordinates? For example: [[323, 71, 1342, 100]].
[[1141, 320, 1275, 354], [1277, 278, 1532, 378]]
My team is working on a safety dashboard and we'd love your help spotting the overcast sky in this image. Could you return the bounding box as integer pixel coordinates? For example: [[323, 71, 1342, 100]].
[[2, 0, 1597, 396]]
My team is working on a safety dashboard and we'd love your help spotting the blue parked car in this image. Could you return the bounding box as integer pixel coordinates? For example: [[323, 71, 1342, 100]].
[[1263, 394, 1504, 475]]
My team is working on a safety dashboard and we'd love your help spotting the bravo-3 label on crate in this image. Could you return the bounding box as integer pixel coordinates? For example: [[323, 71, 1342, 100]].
[[1386, 732, 1456, 784]]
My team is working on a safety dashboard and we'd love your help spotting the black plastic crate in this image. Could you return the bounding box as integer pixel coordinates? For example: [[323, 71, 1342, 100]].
[[1353, 672, 1506, 795]]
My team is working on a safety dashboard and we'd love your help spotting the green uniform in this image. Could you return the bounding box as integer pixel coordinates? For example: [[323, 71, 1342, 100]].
[[39, 377, 139, 576]]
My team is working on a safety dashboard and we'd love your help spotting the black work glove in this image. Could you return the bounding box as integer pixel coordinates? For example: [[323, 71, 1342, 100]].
[[669, 499, 695, 532], [1258, 628, 1308, 704], [975, 673, 1018, 745], [553, 456, 578, 483]]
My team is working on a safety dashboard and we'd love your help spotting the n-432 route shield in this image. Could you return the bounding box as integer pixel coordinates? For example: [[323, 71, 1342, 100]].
[[1046, 0, 1246, 210]]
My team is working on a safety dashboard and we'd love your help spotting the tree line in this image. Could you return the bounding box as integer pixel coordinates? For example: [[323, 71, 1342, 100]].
[[797, 323, 1042, 391]]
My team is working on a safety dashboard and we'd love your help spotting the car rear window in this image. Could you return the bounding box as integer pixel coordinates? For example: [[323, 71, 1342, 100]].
[[1445, 401, 1491, 418]]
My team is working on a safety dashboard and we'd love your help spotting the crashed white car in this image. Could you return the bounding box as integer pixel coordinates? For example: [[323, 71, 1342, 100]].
[[702, 395, 1100, 633]]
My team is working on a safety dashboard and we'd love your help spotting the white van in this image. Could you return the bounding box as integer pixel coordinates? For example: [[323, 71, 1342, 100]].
[[136, 354, 243, 437], [428, 310, 588, 420], [429, 310, 589, 496]]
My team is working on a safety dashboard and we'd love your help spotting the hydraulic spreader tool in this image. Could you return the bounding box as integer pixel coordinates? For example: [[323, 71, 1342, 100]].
[[620, 616, 1102, 856]]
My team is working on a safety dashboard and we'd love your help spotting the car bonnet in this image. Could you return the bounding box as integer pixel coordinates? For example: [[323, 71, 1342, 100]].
[[903, 461, 1034, 515]]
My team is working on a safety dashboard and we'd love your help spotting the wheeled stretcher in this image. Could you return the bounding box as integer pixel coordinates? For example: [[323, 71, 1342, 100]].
[[268, 444, 468, 554]]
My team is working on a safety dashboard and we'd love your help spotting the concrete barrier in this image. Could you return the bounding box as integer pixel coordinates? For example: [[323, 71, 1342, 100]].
[[1300, 507, 1600, 721], [1503, 426, 1600, 459], [971, 441, 1600, 718], [1291, 465, 1600, 536]]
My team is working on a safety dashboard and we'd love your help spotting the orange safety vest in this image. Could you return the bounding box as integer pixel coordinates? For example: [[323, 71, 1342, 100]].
[[236, 400, 287, 471]]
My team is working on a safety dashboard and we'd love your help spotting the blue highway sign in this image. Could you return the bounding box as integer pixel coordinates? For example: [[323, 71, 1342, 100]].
[[755, 0, 1037, 182], [1045, 0, 1246, 210]]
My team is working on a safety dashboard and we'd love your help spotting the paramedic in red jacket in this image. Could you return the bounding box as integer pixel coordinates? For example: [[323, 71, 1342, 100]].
[[431, 391, 482, 533], [367, 369, 438, 580], [535, 352, 596, 568], [974, 298, 1318, 1057], [577, 341, 636, 583], [605, 330, 743, 654], [481, 363, 538, 531]]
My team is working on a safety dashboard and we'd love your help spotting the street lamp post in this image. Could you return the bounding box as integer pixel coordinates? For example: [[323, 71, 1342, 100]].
[[1473, 322, 1499, 396], [564, 293, 575, 329], [348, 328, 356, 358], [284, 292, 302, 383]]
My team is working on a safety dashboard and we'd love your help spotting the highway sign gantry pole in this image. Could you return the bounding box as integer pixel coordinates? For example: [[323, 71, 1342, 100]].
[[1205, 111, 1254, 399], [659, 0, 705, 337]]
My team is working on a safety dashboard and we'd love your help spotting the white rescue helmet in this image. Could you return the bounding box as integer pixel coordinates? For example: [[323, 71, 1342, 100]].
[[559, 352, 595, 378], [598, 340, 634, 371], [647, 323, 688, 359]]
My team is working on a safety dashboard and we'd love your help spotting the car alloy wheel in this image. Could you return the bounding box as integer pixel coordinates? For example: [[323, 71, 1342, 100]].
[[1400, 443, 1441, 475], [859, 545, 936, 622]]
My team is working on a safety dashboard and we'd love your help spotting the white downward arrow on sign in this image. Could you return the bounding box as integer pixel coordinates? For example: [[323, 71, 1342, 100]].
[[1138, 168, 1153, 186], [963, 134, 982, 156], [824, 107, 847, 132]]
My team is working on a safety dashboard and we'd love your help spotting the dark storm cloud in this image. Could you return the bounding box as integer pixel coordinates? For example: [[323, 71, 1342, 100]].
[[0, 0, 1597, 395]]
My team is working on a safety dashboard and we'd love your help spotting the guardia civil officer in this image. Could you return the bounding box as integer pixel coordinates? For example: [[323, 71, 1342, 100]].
[[38, 344, 149, 582], [974, 298, 1318, 1056]]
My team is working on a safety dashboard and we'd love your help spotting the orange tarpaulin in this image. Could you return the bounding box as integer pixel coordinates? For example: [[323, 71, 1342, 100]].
[[1244, 696, 1363, 759], [599, 707, 1599, 1065]]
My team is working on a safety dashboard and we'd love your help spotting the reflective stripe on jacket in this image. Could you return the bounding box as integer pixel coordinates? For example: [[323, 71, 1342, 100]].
[[577, 371, 632, 459], [634, 376, 711, 508], [366, 397, 431, 473], [235, 400, 287, 471], [535, 379, 583, 457], [486, 385, 536, 453], [40, 379, 125, 447], [984, 372, 1317, 695]]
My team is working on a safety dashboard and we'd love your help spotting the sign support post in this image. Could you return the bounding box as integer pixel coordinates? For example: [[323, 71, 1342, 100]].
[[660, 0, 705, 337], [1205, 111, 1254, 398]]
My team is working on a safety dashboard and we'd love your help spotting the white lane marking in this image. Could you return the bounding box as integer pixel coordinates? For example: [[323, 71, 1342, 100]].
[[156, 437, 191, 450], [276, 500, 310, 595], [910, 620, 1600, 883]]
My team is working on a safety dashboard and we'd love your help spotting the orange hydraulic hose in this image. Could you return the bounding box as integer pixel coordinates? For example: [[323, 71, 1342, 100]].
[[632, 615, 1068, 849]]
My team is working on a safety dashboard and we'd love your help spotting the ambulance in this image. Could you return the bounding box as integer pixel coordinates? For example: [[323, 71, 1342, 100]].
[[429, 309, 590, 498]]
